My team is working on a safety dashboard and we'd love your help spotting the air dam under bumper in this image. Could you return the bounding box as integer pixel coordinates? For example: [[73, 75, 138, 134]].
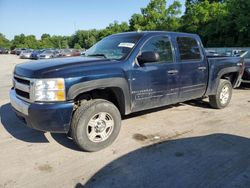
[[9, 89, 74, 133]]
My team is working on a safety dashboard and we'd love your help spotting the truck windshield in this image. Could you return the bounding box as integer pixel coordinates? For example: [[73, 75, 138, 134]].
[[85, 33, 143, 60]]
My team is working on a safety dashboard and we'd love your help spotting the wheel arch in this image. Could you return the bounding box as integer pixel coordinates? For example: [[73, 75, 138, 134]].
[[67, 78, 131, 115], [206, 67, 241, 96]]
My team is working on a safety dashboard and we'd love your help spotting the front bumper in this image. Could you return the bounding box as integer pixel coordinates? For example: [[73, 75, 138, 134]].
[[39, 56, 50, 59], [20, 54, 31, 59], [10, 89, 74, 133]]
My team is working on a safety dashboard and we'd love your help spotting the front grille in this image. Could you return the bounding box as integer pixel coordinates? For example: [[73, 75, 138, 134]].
[[14, 76, 30, 85], [13, 75, 31, 101], [16, 89, 30, 99]]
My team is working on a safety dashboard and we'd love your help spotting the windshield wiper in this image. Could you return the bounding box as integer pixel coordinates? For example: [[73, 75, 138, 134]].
[[86, 53, 107, 58]]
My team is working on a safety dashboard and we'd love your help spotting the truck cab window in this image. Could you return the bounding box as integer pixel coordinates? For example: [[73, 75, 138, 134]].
[[177, 37, 202, 61], [141, 36, 173, 63]]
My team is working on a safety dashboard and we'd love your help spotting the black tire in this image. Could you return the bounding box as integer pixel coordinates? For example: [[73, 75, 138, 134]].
[[209, 79, 232, 109], [71, 99, 121, 152]]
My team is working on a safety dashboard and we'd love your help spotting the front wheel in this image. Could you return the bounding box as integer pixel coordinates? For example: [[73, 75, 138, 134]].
[[70, 99, 121, 152], [209, 79, 232, 109]]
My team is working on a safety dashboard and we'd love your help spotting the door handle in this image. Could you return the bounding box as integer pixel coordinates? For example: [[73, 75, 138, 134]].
[[198, 66, 207, 71], [167, 70, 179, 75]]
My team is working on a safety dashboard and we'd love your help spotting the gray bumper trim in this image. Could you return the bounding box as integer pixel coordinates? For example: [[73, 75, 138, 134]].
[[9, 89, 30, 115]]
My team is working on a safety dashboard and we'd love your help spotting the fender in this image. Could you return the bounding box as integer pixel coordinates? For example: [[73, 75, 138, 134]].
[[206, 66, 241, 96], [67, 77, 132, 114]]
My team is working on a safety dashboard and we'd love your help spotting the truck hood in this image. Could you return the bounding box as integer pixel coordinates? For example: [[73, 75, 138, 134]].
[[14, 57, 118, 78]]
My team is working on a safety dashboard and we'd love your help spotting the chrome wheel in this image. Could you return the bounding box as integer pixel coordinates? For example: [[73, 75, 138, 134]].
[[219, 85, 230, 105], [86, 112, 114, 143]]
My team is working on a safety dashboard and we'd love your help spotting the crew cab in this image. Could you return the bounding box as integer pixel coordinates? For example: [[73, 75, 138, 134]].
[[10, 31, 244, 151]]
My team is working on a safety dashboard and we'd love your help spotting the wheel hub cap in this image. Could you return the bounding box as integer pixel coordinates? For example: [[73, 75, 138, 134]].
[[95, 120, 106, 132], [86, 112, 114, 143], [220, 85, 230, 105]]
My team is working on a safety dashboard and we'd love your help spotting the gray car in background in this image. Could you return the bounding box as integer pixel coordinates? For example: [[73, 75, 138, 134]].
[[20, 49, 33, 59], [16, 48, 27, 55], [30, 49, 45, 60], [39, 49, 60, 59]]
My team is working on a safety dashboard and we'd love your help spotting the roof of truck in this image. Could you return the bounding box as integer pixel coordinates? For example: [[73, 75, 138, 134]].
[[111, 31, 199, 37]]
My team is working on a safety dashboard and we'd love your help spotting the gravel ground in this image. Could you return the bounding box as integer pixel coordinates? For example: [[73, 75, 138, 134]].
[[0, 54, 250, 188]]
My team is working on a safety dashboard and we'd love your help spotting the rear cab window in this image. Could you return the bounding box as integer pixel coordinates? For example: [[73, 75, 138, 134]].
[[177, 37, 202, 61]]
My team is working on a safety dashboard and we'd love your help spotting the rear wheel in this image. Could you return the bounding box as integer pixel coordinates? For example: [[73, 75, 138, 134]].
[[71, 99, 121, 152], [209, 79, 232, 109]]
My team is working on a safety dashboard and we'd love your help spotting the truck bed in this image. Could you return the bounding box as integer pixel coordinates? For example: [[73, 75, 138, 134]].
[[205, 56, 244, 95]]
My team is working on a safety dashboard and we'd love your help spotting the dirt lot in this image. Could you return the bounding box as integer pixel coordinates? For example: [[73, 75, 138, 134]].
[[0, 54, 250, 188]]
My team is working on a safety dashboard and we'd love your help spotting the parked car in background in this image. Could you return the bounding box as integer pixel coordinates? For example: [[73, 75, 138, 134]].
[[60, 49, 81, 57], [16, 48, 27, 55], [39, 49, 60, 59], [59, 49, 72, 57], [205, 50, 220, 57], [224, 49, 247, 57], [71, 49, 81, 57], [20, 49, 33, 59], [11, 48, 17, 54], [0, 48, 9, 54], [80, 50, 86, 56], [30, 49, 45, 60]]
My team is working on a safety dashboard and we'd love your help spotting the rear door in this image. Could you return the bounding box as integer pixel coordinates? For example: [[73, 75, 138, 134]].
[[176, 36, 208, 100], [130, 35, 179, 112]]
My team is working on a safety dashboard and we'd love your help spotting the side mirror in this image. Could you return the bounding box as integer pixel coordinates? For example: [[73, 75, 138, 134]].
[[137, 51, 160, 64]]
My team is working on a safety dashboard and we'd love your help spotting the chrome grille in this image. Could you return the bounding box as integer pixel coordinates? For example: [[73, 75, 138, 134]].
[[13, 75, 31, 102]]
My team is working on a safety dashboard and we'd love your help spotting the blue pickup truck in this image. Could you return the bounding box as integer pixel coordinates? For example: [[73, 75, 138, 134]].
[[10, 31, 244, 151]]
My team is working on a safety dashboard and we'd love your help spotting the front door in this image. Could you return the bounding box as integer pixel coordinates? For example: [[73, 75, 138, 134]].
[[130, 35, 179, 112]]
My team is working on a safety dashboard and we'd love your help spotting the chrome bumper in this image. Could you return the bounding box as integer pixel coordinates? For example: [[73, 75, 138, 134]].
[[9, 89, 30, 115]]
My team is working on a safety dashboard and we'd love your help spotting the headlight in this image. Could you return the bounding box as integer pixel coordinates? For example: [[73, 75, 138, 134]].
[[32, 78, 66, 102]]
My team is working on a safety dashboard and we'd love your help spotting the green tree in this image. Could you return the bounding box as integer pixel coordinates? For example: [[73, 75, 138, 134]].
[[39, 35, 69, 49], [181, 0, 250, 47], [129, 14, 145, 31], [24, 35, 39, 49], [61, 37, 70, 49], [41, 33, 51, 40], [11, 34, 39, 49], [50, 36, 69, 49], [181, 0, 227, 46], [224, 0, 250, 46], [0, 33, 10, 48], [11, 34, 26, 48], [99, 21, 130, 38], [70, 29, 100, 49], [129, 0, 182, 31], [74, 43, 82, 49], [40, 34, 54, 48]]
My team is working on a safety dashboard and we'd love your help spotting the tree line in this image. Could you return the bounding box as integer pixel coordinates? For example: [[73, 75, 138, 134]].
[[0, 0, 249, 50]]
